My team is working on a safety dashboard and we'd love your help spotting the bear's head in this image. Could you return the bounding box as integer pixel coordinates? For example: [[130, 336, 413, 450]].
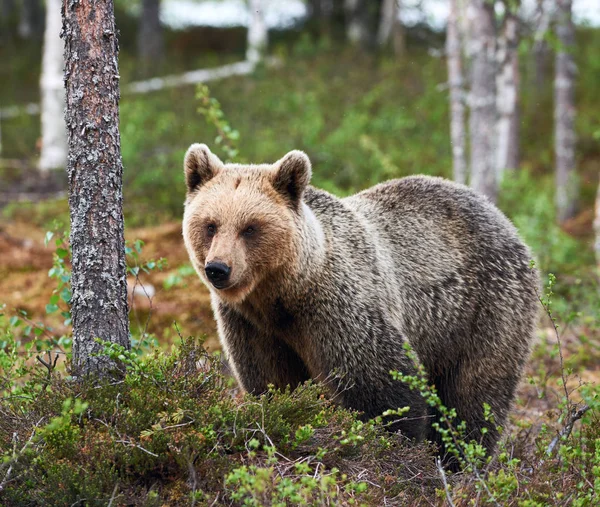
[[182, 144, 312, 303]]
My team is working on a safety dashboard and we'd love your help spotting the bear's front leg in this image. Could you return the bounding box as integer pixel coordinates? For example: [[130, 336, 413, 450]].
[[216, 303, 311, 394]]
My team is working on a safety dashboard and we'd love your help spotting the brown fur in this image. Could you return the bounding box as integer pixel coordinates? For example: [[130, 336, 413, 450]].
[[182, 144, 540, 467]]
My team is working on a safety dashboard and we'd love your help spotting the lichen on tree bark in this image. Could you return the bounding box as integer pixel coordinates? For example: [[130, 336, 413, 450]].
[[62, 0, 129, 377]]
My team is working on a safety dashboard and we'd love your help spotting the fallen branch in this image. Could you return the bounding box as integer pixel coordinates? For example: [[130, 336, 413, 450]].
[[546, 404, 591, 457], [1, 58, 281, 118]]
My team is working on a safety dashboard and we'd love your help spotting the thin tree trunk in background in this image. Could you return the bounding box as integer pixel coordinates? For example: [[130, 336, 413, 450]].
[[496, 10, 520, 177], [468, 0, 497, 203], [62, 0, 130, 377], [447, 0, 467, 185], [378, 0, 405, 55], [39, 0, 67, 173], [554, 0, 577, 223], [533, 0, 553, 90], [246, 0, 267, 63], [137, 0, 163, 63]]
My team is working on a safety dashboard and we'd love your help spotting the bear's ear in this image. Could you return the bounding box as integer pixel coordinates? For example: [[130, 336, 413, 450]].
[[184, 143, 222, 192], [272, 150, 312, 208]]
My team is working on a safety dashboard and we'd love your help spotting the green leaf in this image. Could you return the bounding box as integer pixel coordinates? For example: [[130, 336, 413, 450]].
[[60, 288, 71, 304], [46, 304, 59, 314], [44, 231, 54, 246], [56, 248, 69, 259]]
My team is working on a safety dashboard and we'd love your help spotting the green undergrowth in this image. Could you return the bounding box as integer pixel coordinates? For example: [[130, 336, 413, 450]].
[[0, 334, 441, 506]]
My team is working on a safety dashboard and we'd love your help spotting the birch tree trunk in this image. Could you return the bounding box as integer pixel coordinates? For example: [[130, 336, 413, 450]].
[[39, 0, 67, 172], [62, 0, 130, 377], [467, 0, 497, 202], [137, 0, 163, 64], [246, 0, 267, 64], [496, 10, 520, 177], [377, 0, 405, 55], [533, 0, 553, 90], [447, 0, 467, 185], [554, 0, 578, 223]]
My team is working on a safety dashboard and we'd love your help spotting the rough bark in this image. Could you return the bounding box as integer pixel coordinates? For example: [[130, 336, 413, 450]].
[[39, 0, 67, 172], [594, 178, 600, 269], [246, 0, 267, 63], [62, 0, 130, 377], [377, 0, 405, 55], [467, 0, 497, 203], [554, 0, 577, 223], [137, 0, 163, 63], [496, 10, 520, 177], [447, 0, 467, 185]]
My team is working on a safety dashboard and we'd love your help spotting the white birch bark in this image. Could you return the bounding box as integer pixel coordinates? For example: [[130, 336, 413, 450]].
[[377, 0, 405, 55], [554, 0, 577, 223], [467, 0, 498, 202], [246, 0, 268, 64], [447, 0, 467, 185], [39, 0, 67, 172], [496, 10, 520, 177]]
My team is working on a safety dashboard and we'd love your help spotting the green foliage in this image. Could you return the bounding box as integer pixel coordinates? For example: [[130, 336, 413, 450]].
[[0, 335, 437, 505], [196, 83, 240, 162], [499, 171, 591, 276]]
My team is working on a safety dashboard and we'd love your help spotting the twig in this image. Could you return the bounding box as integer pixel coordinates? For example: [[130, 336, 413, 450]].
[[436, 457, 456, 507], [0, 417, 44, 492], [107, 482, 119, 507], [115, 439, 159, 457], [545, 404, 591, 457]]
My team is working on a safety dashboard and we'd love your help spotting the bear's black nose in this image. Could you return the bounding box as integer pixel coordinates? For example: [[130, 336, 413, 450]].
[[205, 262, 231, 287]]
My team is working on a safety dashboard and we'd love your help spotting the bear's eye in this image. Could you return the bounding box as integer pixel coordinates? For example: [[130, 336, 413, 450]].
[[206, 224, 217, 237], [242, 225, 255, 237]]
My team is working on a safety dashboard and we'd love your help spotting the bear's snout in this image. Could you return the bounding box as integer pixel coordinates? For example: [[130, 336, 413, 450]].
[[205, 261, 232, 289]]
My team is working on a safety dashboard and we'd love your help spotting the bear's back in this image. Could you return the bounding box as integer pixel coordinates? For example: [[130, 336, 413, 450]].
[[304, 175, 538, 365]]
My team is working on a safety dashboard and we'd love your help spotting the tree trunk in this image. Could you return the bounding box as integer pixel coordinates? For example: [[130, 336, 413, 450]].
[[594, 178, 600, 269], [246, 0, 267, 63], [39, 0, 67, 173], [554, 0, 577, 223], [532, 0, 553, 90], [377, 0, 405, 55], [467, 0, 497, 202], [62, 0, 130, 377], [137, 0, 163, 64], [495, 10, 520, 177], [447, 0, 467, 185]]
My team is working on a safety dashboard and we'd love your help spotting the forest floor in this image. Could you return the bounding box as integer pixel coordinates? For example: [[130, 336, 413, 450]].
[[0, 215, 220, 352], [1, 207, 598, 434]]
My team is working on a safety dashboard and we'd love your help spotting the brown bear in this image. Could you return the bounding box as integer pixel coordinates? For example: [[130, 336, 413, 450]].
[[182, 144, 539, 463]]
